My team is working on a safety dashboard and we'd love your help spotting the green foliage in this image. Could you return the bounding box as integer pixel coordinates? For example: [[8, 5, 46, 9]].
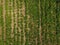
[[0, 0, 60, 45]]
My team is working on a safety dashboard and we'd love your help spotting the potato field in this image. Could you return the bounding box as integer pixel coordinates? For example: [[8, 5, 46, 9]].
[[0, 0, 60, 45]]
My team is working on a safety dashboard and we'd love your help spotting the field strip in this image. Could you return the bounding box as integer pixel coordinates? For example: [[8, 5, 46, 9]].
[[22, 0, 26, 45], [0, 26, 2, 40], [5, 0, 11, 45], [10, 0, 14, 45], [2, 0, 6, 45], [46, 1, 50, 45], [14, 0, 18, 45], [25, 0, 29, 45], [0, 0, 2, 6], [51, 1, 58, 45], [22, 1, 25, 17], [0, 0, 2, 38], [19, 0, 26, 45], [18, 0, 21, 45], [39, 0, 42, 45], [0, 0, 3, 45], [11, 0, 14, 39]]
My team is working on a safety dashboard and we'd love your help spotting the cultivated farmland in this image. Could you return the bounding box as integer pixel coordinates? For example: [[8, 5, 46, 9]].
[[0, 0, 60, 45]]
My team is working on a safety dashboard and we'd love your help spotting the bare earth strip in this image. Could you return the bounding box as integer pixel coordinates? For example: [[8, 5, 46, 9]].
[[18, 0, 22, 45], [0, 0, 2, 40], [0, 26, 2, 40], [14, 0, 18, 45], [10, 0, 14, 38], [22, 0, 26, 45], [39, 0, 42, 45], [9, 0, 14, 45], [2, 0, 6, 45]]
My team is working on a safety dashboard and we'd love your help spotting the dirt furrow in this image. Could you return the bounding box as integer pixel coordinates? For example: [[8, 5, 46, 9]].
[[17, 1, 22, 45], [0, 26, 2, 39], [14, 0, 18, 33], [0, 0, 2, 38], [9, 0, 14, 45], [39, 0, 42, 45], [14, 0, 18, 45], [2, 0, 6, 45], [22, 1, 26, 45]]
